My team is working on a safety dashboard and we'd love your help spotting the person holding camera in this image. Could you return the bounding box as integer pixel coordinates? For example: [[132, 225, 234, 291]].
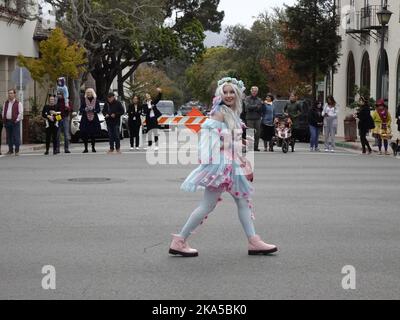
[[142, 88, 162, 150], [42, 95, 60, 155]]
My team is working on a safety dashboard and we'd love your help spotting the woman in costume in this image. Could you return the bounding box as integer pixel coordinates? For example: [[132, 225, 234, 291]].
[[169, 77, 278, 257]]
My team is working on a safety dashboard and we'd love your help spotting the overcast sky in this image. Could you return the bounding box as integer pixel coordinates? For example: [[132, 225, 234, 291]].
[[218, 0, 297, 27]]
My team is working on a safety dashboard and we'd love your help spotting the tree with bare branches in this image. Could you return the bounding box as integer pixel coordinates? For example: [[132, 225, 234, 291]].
[[45, 0, 224, 101]]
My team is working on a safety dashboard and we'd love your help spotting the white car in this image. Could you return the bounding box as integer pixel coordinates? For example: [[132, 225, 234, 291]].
[[70, 102, 125, 142]]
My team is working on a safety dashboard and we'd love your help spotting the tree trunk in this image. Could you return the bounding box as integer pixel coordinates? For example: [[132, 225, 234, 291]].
[[311, 70, 317, 103], [91, 61, 120, 101], [93, 74, 107, 101], [117, 69, 124, 99], [68, 78, 82, 112]]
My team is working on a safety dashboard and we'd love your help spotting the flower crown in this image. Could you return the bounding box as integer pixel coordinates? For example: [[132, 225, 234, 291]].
[[217, 77, 246, 93]]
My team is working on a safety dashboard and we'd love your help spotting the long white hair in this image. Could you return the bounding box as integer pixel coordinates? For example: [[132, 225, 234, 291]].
[[85, 88, 97, 99], [214, 82, 243, 130]]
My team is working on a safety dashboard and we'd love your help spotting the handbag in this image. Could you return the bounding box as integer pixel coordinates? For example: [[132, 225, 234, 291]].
[[368, 115, 375, 130]]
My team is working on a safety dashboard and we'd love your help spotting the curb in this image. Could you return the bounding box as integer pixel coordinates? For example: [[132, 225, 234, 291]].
[[335, 141, 360, 151], [32, 145, 46, 151]]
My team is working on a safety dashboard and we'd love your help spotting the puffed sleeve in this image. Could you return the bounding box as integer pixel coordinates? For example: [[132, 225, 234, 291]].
[[198, 119, 228, 165]]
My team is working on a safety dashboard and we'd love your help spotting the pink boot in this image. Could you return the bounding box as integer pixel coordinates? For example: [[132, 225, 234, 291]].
[[248, 235, 278, 255], [169, 234, 198, 257]]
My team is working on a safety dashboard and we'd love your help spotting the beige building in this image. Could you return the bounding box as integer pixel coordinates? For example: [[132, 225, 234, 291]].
[[327, 0, 400, 138], [0, 0, 41, 106], [1, 0, 54, 143]]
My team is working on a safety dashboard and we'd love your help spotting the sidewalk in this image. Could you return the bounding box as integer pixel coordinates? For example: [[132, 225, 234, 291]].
[[0, 143, 45, 154], [0, 138, 393, 155], [335, 136, 399, 155], [335, 136, 365, 152]]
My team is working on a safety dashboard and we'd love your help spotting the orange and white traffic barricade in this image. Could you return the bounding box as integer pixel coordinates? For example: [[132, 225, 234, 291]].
[[143, 109, 208, 133]]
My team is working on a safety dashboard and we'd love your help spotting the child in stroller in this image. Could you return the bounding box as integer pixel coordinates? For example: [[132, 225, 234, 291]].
[[274, 114, 295, 153]]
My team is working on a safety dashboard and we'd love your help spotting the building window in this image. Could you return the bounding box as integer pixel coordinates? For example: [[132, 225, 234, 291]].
[[347, 52, 356, 107], [360, 52, 371, 96], [377, 50, 389, 101], [326, 70, 334, 98]]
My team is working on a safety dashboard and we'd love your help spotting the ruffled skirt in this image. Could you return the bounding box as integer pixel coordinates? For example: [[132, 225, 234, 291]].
[[181, 162, 254, 199]]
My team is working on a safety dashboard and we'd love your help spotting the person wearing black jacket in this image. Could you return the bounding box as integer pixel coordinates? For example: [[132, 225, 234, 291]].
[[355, 96, 374, 154], [127, 95, 142, 150], [103, 93, 125, 154], [0, 105, 3, 155], [42, 95, 60, 155], [308, 101, 323, 152], [396, 103, 400, 132], [142, 88, 162, 150], [80, 88, 101, 153]]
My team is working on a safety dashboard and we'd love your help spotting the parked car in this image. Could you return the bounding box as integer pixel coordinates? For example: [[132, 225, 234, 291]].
[[70, 102, 125, 142], [157, 100, 175, 116], [178, 101, 206, 116]]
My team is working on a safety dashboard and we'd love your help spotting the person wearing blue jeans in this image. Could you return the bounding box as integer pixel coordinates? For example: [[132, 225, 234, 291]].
[[103, 92, 124, 154], [57, 117, 70, 153], [2, 89, 23, 156], [107, 123, 120, 152], [56, 91, 71, 153], [308, 101, 323, 151], [4, 121, 21, 155], [0, 115, 3, 155]]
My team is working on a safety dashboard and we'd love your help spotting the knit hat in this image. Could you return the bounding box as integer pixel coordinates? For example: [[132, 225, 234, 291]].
[[376, 99, 385, 107]]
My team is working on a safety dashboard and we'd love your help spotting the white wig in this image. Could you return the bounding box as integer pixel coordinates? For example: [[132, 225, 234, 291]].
[[214, 78, 245, 130], [85, 88, 97, 99]]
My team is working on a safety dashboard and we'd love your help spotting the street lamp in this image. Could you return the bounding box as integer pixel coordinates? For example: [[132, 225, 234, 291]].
[[376, 5, 392, 100]]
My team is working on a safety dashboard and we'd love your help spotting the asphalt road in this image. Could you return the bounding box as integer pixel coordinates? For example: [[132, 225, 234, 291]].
[[1, 137, 400, 300]]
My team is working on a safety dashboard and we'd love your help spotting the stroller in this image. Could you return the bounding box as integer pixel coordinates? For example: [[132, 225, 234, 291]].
[[274, 114, 295, 153]]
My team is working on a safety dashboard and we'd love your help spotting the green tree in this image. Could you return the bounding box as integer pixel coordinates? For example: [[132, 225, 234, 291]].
[[126, 65, 184, 107], [225, 9, 286, 98], [284, 0, 341, 101], [17, 27, 87, 89], [185, 47, 238, 104], [46, 0, 224, 100]]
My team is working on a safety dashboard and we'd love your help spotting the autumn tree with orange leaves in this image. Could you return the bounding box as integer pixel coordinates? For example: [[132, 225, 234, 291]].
[[260, 53, 308, 97]]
